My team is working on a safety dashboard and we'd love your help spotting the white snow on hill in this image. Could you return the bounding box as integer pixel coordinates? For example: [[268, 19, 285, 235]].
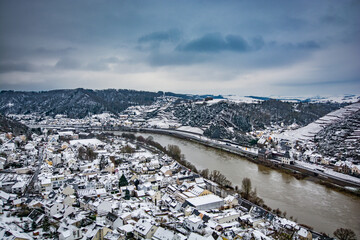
[[177, 126, 204, 135], [147, 117, 180, 128], [222, 94, 360, 104], [272, 102, 360, 142], [223, 95, 261, 103]]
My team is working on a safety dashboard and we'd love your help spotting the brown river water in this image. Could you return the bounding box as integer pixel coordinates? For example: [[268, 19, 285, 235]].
[[116, 131, 360, 236]]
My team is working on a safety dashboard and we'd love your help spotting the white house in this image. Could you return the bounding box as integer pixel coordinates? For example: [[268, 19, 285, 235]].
[[133, 219, 158, 240], [58, 224, 82, 240], [183, 216, 204, 233], [46, 202, 64, 217], [105, 212, 123, 230], [11, 181, 26, 194]]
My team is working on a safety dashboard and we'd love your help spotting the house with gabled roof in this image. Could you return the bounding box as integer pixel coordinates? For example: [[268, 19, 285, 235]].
[[27, 209, 45, 225], [97, 200, 112, 216], [105, 212, 123, 230], [45, 201, 64, 217], [133, 219, 158, 240], [0, 190, 10, 202], [297, 227, 312, 240], [58, 222, 82, 240]]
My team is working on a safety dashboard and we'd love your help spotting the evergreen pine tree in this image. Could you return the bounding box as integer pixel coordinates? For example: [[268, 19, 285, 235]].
[[119, 174, 128, 188], [124, 189, 130, 200]]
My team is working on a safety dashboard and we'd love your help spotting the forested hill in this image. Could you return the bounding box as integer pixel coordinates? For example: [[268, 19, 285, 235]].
[[0, 88, 165, 118], [164, 100, 345, 144], [0, 114, 32, 136]]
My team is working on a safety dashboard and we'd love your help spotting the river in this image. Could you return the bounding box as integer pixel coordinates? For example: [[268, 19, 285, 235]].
[[118, 131, 360, 236]]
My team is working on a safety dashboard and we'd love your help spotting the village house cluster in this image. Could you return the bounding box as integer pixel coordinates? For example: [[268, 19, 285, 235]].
[[0, 125, 321, 240]]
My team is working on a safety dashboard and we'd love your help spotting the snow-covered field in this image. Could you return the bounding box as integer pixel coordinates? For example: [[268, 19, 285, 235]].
[[69, 138, 105, 146], [177, 126, 204, 135], [147, 118, 180, 129], [273, 102, 360, 142], [222, 94, 360, 104], [194, 98, 227, 105], [223, 95, 262, 103]]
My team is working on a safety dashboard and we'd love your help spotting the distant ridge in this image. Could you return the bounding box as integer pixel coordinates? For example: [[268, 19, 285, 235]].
[[0, 88, 166, 118]]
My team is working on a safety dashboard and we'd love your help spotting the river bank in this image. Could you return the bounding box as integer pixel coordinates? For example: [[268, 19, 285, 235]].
[[116, 127, 360, 191], [113, 130, 360, 236]]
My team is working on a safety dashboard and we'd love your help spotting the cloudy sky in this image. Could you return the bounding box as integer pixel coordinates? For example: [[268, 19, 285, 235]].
[[0, 0, 359, 96]]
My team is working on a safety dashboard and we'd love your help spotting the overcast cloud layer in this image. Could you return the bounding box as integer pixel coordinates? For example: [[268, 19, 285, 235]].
[[0, 0, 359, 96]]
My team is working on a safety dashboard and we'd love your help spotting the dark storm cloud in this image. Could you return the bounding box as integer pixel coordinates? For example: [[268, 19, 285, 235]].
[[176, 33, 260, 53], [55, 58, 81, 70], [176, 33, 320, 54], [85, 57, 122, 71], [138, 29, 181, 43], [147, 52, 207, 66], [0, 62, 35, 73], [0, 0, 359, 95], [34, 47, 76, 57], [276, 40, 321, 50]]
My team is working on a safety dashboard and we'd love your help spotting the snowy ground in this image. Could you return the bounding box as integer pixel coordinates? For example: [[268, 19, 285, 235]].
[[223, 95, 262, 103], [194, 99, 227, 105], [223, 94, 360, 104], [177, 126, 204, 135], [147, 117, 180, 129], [132, 149, 154, 158], [272, 102, 360, 142], [69, 138, 105, 146]]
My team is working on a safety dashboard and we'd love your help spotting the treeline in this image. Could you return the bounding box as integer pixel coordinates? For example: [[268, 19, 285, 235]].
[[121, 133, 165, 152], [121, 133, 199, 173], [199, 169, 232, 187], [0, 89, 163, 118]]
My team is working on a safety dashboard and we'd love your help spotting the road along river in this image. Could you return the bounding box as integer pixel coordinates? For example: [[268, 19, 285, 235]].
[[116, 131, 360, 237]]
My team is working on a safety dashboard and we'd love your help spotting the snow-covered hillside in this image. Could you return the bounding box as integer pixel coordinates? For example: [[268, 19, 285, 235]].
[[223, 94, 360, 104], [272, 102, 360, 142]]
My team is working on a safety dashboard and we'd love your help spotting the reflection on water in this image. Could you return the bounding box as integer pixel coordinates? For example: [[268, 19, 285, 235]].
[[280, 172, 293, 184], [116, 132, 360, 236], [257, 165, 271, 175]]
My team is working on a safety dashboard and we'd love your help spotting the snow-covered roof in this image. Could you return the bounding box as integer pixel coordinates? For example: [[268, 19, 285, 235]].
[[187, 232, 208, 240], [118, 224, 134, 233], [153, 227, 175, 240], [134, 219, 154, 235], [12, 181, 26, 189], [186, 194, 224, 207], [298, 227, 310, 238], [0, 190, 10, 200]]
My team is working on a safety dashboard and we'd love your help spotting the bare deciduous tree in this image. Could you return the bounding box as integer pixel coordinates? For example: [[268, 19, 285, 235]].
[[241, 177, 252, 199], [333, 228, 356, 240]]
